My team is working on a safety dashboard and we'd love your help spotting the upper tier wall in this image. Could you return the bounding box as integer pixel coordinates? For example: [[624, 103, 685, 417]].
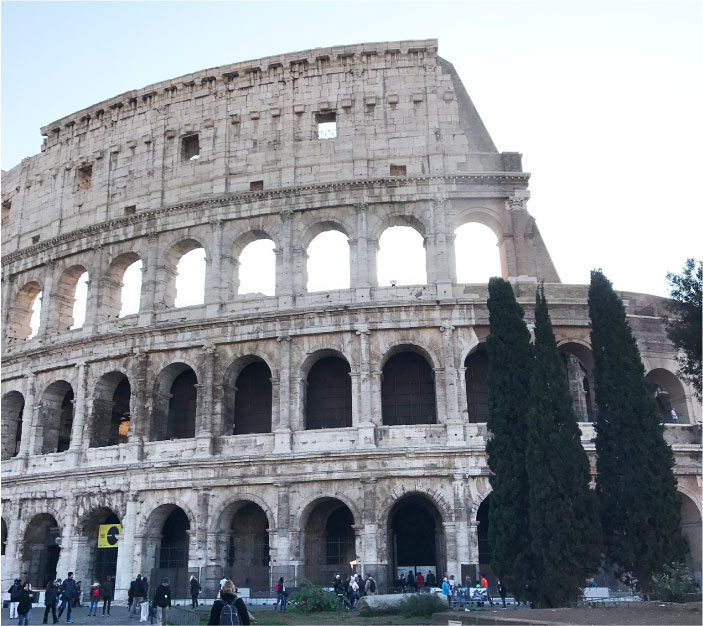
[[1, 40, 519, 253]]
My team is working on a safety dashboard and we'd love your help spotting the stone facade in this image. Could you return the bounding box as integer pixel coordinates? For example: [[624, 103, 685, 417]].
[[2, 40, 701, 599]]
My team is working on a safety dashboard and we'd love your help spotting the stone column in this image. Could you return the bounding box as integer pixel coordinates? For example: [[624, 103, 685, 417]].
[[430, 197, 454, 299], [194, 489, 210, 569], [205, 220, 224, 316], [360, 478, 382, 584], [1, 499, 24, 590], [196, 343, 216, 456], [114, 492, 139, 600], [37, 261, 56, 339], [67, 361, 88, 463], [370, 370, 383, 426], [272, 483, 292, 583], [356, 325, 376, 447], [55, 496, 78, 578], [18, 372, 36, 458], [276, 209, 294, 308], [443, 521, 458, 579], [138, 233, 160, 326], [274, 335, 292, 453], [452, 474, 471, 573], [440, 322, 464, 445], [129, 349, 149, 459], [354, 201, 373, 298], [468, 521, 480, 568]]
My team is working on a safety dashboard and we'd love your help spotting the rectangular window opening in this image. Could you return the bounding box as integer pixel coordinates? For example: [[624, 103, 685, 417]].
[[1, 200, 10, 225], [76, 165, 93, 191], [31, 235, 40, 244], [182, 134, 200, 160], [316, 112, 337, 140], [125, 205, 136, 215], [390, 164, 407, 176], [250, 180, 264, 191]]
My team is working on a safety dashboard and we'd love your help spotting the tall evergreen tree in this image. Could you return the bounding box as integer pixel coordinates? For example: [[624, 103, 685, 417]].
[[526, 285, 601, 607], [485, 277, 535, 601], [588, 270, 686, 588]]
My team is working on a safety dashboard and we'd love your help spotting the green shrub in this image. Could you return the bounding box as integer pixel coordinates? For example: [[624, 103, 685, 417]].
[[651, 562, 697, 602], [399, 593, 446, 617], [287, 577, 339, 613]]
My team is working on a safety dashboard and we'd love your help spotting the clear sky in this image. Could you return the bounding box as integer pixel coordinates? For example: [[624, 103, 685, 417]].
[[2, 0, 701, 297]]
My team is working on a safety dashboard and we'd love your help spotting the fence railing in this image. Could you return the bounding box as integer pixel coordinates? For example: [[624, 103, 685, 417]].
[[165, 605, 201, 626]]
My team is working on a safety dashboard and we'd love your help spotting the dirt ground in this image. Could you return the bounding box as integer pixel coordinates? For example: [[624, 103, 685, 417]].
[[433, 602, 702, 625]]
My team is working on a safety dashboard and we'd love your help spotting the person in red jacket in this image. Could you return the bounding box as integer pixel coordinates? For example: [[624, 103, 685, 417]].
[[416, 572, 424, 589]]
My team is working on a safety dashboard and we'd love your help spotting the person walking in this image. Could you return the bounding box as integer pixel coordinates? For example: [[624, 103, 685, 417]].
[[275, 577, 287, 612], [88, 582, 101, 616], [152, 577, 171, 626], [17, 582, 33, 626], [441, 577, 451, 607], [9, 578, 23, 619], [364, 573, 376, 596], [416, 571, 424, 590], [348, 576, 359, 608], [57, 572, 77, 623], [128, 575, 144, 619], [497, 579, 506, 608], [190, 576, 201, 609], [43, 580, 59, 624], [102, 576, 114, 616], [214, 580, 250, 625]]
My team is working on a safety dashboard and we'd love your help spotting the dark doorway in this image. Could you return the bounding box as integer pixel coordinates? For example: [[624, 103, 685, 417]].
[[23, 514, 60, 588], [224, 502, 270, 591], [91, 373, 131, 447], [476, 497, 492, 567], [304, 500, 355, 585], [159, 508, 190, 569], [57, 389, 74, 452], [93, 512, 120, 583], [465, 348, 489, 423], [306, 357, 352, 429], [390, 496, 442, 579], [382, 352, 436, 425], [167, 370, 197, 439], [234, 362, 272, 434]]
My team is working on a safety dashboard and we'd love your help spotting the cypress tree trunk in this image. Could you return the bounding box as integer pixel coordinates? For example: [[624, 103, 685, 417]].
[[526, 286, 601, 607], [485, 277, 535, 602], [588, 270, 686, 589]]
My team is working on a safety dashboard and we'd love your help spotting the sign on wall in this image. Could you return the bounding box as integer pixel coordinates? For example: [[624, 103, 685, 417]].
[[97, 524, 122, 548]]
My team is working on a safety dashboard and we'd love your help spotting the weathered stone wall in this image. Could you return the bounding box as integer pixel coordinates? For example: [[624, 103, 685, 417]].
[[2, 41, 700, 599]]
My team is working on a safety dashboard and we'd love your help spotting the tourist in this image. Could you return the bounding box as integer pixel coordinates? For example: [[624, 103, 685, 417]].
[[449, 574, 456, 591], [426, 570, 436, 586], [102, 575, 114, 616], [275, 576, 287, 611], [152, 577, 172, 625], [364, 573, 377, 596], [57, 572, 77, 623], [407, 570, 415, 591], [73, 581, 82, 608], [43, 579, 59, 624], [17, 582, 33, 626], [498, 579, 506, 608], [88, 582, 101, 616], [416, 571, 424, 590], [190, 576, 201, 609], [348, 576, 359, 608], [129, 574, 144, 619], [441, 577, 451, 607], [209, 579, 250, 625], [9, 578, 23, 620]]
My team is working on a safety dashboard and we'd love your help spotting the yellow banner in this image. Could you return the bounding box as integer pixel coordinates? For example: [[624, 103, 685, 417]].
[[98, 524, 122, 548]]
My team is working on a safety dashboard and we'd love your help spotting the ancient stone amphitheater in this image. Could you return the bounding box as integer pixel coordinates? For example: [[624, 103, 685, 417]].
[[2, 40, 700, 600]]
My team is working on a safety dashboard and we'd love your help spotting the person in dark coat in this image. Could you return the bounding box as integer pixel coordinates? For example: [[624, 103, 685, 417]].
[[190, 575, 201, 608], [128, 574, 144, 619], [102, 575, 114, 616], [57, 572, 77, 622], [43, 580, 59, 624], [208, 579, 250, 625], [153, 577, 172, 625], [17, 582, 33, 626]]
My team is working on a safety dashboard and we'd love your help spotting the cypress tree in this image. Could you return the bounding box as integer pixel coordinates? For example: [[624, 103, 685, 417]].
[[526, 285, 601, 606], [485, 277, 535, 602], [588, 270, 686, 588]]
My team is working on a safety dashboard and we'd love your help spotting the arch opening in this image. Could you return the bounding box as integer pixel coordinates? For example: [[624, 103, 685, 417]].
[[39, 381, 75, 454], [1, 518, 7, 557], [455, 222, 502, 283], [680, 493, 702, 585], [78, 508, 121, 585], [7, 282, 42, 342], [465, 347, 489, 423], [90, 372, 132, 448], [1, 391, 24, 459], [382, 351, 436, 426], [151, 364, 197, 441], [55, 265, 89, 331], [120, 259, 143, 317], [306, 356, 352, 430], [232, 361, 272, 435], [174, 248, 206, 307], [238, 238, 276, 297], [476, 496, 493, 577], [646, 369, 690, 423], [220, 502, 270, 592], [558, 343, 596, 422], [22, 514, 60, 588], [144, 505, 191, 598], [389, 495, 443, 586], [303, 499, 356, 585], [306, 230, 350, 292], [377, 226, 427, 286]]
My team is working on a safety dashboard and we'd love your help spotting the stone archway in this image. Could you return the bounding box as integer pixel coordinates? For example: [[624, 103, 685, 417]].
[[22, 514, 61, 588], [646, 369, 690, 423], [302, 498, 356, 585], [1, 391, 24, 459], [77, 508, 121, 584], [680, 493, 702, 585], [389, 494, 444, 588]]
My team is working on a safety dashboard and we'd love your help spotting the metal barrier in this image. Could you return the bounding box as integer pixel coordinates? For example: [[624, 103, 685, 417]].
[[165, 605, 201, 625]]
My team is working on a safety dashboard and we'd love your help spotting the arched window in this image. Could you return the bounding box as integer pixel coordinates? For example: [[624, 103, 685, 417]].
[[70, 271, 89, 329], [38, 381, 74, 454], [238, 238, 276, 296], [120, 260, 143, 316], [455, 222, 502, 282], [1, 391, 24, 459], [377, 226, 427, 286], [306, 230, 350, 291], [90, 372, 131, 447], [233, 361, 272, 435], [175, 248, 206, 307], [303, 499, 355, 585], [646, 369, 690, 423], [7, 282, 42, 342], [306, 356, 352, 429], [558, 343, 596, 422], [465, 347, 489, 423], [382, 351, 436, 425], [55, 265, 89, 331], [151, 364, 198, 441]]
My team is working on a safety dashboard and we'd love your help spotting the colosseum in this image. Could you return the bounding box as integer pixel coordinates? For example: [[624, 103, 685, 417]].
[[1, 40, 701, 600]]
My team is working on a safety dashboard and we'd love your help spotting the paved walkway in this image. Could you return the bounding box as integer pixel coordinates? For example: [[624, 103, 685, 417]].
[[2, 604, 171, 625]]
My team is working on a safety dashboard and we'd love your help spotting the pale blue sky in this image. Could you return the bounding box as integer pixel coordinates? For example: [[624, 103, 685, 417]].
[[2, 0, 702, 296]]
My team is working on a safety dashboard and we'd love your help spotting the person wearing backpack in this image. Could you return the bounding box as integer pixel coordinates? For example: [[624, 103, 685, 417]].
[[152, 577, 171, 625], [212, 579, 250, 625], [364, 573, 377, 596], [88, 582, 101, 616], [275, 577, 287, 612]]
